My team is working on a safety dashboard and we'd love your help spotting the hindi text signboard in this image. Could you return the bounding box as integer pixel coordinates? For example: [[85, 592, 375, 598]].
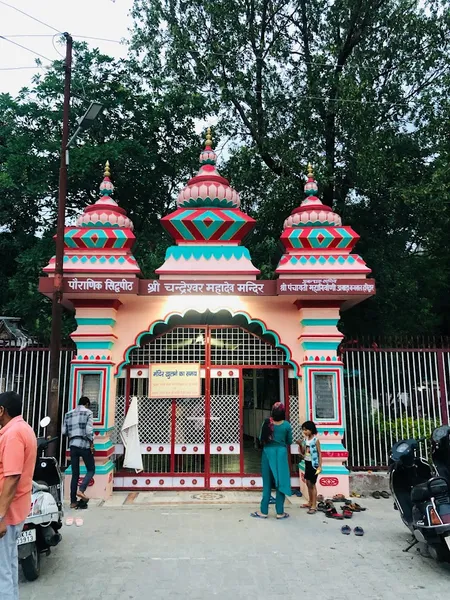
[[149, 363, 201, 398], [65, 277, 138, 294], [141, 280, 276, 296], [38, 276, 375, 297], [313, 373, 336, 420], [277, 278, 375, 295]]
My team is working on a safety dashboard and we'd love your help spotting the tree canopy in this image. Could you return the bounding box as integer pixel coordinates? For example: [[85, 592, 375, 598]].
[[0, 0, 449, 341]]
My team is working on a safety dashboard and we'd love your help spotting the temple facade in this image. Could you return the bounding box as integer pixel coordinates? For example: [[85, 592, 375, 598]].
[[39, 131, 374, 499]]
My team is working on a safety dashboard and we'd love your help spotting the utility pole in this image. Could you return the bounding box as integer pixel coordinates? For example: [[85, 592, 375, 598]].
[[47, 32, 73, 454]]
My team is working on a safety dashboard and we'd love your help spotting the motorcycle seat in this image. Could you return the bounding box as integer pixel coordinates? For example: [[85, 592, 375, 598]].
[[32, 481, 49, 493], [411, 482, 430, 503], [411, 477, 449, 503]]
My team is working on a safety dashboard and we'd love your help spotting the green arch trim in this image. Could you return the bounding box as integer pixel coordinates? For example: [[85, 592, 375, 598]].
[[116, 309, 300, 377]]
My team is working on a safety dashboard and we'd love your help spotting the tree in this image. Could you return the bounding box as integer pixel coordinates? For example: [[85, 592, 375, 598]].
[[0, 42, 205, 340], [130, 0, 448, 206], [129, 0, 450, 336]]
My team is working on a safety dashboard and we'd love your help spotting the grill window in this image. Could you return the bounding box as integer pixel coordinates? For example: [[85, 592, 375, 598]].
[[128, 326, 285, 366]]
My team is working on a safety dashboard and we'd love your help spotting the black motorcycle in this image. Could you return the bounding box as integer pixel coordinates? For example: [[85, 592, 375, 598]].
[[389, 437, 450, 562], [431, 425, 450, 483]]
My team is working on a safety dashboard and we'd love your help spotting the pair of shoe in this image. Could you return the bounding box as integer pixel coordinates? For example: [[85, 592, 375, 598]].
[[317, 500, 344, 519], [342, 502, 367, 512], [250, 511, 290, 520], [372, 490, 390, 499], [341, 525, 364, 536], [70, 491, 89, 509]]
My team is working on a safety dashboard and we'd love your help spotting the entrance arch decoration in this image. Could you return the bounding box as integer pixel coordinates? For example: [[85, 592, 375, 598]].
[[116, 308, 300, 377]]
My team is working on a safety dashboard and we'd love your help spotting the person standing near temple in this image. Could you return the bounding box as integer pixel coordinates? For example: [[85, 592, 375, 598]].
[[0, 391, 37, 600], [63, 396, 95, 508], [251, 402, 292, 519]]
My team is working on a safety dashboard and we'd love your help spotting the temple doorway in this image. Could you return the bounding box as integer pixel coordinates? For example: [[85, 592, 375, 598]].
[[113, 313, 300, 490]]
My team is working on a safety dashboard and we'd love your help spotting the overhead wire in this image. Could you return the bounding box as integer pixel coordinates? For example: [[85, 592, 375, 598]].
[[0, 3, 445, 109], [73, 35, 123, 44], [0, 65, 51, 70], [52, 33, 65, 58], [0, 0, 61, 34], [0, 35, 52, 62], [1, 33, 56, 37]]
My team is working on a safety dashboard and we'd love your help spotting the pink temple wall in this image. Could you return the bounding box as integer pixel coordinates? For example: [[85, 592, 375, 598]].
[[67, 293, 350, 498]]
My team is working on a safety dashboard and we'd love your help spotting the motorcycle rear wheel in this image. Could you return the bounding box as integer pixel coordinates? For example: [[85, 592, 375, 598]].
[[21, 543, 41, 581], [428, 542, 450, 563]]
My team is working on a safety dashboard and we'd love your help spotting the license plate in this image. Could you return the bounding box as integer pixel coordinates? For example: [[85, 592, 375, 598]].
[[17, 529, 36, 546], [445, 537, 450, 551]]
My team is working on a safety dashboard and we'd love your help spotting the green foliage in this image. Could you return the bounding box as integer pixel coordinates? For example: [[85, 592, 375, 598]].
[[1, 3, 450, 340], [376, 414, 441, 443], [129, 0, 450, 336], [0, 43, 204, 340]]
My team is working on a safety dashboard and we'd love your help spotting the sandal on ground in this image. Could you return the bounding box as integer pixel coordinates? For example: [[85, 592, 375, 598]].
[[276, 513, 290, 520], [380, 491, 390, 499], [65, 517, 74, 526], [317, 494, 324, 502], [341, 525, 351, 535], [307, 508, 317, 515], [325, 507, 344, 520], [346, 503, 365, 512], [69, 503, 77, 509], [332, 494, 347, 502], [317, 502, 328, 512], [342, 507, 353, 519], [292, 490, 303, 497], [372, 491, 381, 499], [75, 518, 84, 527], [354, 526, 364, 536], [250, 512, 268, 519], [301, 503, 312, 509], [269, 496, 276, 504], [350, 492, 361, 498]]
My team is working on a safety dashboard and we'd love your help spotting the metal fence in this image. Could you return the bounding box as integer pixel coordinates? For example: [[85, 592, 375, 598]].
[[0, 346, 73, 466], [2, 342, 450, 472], [342, 349, 450, 469]]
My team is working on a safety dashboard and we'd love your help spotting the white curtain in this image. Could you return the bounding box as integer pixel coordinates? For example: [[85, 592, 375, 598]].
[[120, 396, 143, 472]]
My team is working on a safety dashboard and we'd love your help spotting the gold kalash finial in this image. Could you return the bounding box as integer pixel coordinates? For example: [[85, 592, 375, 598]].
[[205, 127, 213, 148], [307, 162, 314, 179], [104, 160, 111, 178]]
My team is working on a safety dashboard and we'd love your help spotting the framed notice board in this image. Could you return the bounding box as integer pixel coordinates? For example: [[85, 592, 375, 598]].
[[313, 373, 336, 420]]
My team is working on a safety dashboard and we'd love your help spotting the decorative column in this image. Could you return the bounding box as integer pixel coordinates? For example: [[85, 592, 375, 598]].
[[43, 162, 141, 499], [276, 165, 374, 497]]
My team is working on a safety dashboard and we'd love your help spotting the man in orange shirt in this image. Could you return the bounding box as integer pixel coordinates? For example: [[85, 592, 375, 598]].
[[0, 391, 37, 600]]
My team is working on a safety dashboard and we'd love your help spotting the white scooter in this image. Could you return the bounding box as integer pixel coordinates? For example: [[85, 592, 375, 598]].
[[17, 417, 64, 581]]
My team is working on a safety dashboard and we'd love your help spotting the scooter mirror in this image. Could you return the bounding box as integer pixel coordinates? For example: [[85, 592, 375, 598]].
[[40, 416, 51, 428]]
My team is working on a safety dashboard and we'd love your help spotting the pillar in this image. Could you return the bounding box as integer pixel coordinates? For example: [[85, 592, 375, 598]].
[[297, 302, 349, 497], [64, 299, 122, 500]]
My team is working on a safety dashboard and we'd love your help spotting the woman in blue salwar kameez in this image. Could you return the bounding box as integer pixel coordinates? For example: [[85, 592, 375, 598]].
[[251, 402, 292, 519]]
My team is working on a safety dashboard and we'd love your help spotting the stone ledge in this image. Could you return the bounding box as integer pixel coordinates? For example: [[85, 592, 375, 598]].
[[350, 471, 389, 494]]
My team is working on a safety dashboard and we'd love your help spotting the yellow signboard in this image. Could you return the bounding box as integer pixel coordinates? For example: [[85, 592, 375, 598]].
[[149, 364, 201, 398]]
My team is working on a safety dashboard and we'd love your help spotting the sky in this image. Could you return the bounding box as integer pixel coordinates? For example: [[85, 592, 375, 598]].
[[0, 0, 134, 95]]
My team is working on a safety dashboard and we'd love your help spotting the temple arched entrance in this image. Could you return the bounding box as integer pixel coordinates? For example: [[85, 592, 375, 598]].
[[113, 310, 301, 490]]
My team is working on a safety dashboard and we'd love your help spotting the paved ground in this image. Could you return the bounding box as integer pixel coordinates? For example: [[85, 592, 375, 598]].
[[19, 494, 450, 600]]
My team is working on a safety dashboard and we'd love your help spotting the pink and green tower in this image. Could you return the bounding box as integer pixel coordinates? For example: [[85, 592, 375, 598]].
[[44, 161, 141, 499], [156, 128, 259, 279], [276, 164, 372, 495]]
